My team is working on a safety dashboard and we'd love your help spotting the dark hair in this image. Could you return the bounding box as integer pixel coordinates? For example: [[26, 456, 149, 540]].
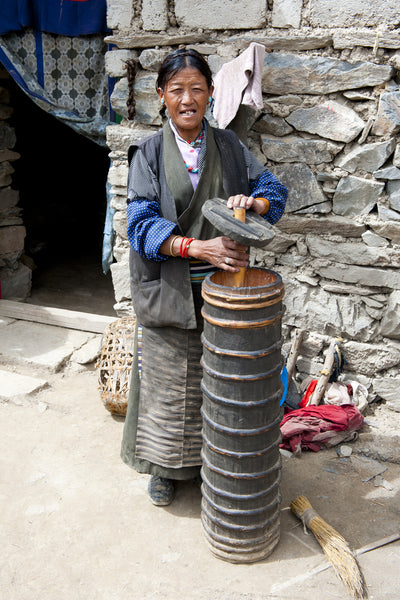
[[156, 48, 213, 91], [125, 58, 139, 120]]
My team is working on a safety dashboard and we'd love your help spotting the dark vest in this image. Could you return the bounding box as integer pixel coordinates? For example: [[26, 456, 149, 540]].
[[129, 122, 250, 330]]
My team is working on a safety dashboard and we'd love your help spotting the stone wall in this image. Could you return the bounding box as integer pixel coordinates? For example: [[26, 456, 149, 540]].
[[0, 68, 31, 300], [104, 0, 400, 411]]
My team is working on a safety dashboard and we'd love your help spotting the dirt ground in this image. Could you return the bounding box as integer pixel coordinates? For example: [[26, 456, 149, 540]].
[[1, 259, 400, 600], [2, 359, 400, 600]]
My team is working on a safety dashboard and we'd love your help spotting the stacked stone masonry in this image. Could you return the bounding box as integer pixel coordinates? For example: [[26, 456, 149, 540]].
[[0, 68, 31, 300], [105, 0, 400, 411]]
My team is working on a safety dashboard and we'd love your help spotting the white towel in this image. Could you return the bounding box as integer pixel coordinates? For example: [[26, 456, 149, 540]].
[[212, 42, 265, 129]]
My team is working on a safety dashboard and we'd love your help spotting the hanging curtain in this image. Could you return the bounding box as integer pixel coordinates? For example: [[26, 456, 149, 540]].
[[0, 0, 108, 37], [0, 1, 117, 272], [0, 0, 114, 146]]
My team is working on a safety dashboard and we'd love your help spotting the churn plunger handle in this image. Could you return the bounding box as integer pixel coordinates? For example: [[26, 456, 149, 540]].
[[232, 207, 246, 287]]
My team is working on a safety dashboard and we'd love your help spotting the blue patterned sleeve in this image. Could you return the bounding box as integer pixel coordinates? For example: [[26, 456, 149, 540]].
[[250, 170, 288, 225], [127, 148, 178, 262], [127, 200, 178, 261], [240, 142, 287, 224]]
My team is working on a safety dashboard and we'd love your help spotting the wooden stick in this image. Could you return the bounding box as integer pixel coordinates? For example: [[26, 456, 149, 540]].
[[271, 532, 400, 594], [308, 337, 342, 406], [356, 533, 400, 556], [0, 299, 117, 334], [286, 328, 304, 382], [232, 207, 246, 287]]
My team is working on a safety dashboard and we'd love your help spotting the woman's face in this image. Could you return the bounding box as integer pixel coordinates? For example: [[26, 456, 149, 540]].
[[158, 67, 213, 141]]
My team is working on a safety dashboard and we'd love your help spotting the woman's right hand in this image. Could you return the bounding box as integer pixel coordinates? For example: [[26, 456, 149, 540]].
[[189, 236, 249, 272]]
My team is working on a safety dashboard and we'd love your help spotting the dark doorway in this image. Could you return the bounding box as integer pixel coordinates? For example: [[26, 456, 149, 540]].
[[7, 77, 116, 316]]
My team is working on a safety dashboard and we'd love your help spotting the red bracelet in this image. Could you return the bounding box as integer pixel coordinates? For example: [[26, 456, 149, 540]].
[[182, 237, 195, 258], [179, 236, 187, 257]]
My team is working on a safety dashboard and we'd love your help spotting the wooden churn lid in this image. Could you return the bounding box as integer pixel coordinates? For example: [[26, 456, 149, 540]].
[[202, 197, 275, 248]]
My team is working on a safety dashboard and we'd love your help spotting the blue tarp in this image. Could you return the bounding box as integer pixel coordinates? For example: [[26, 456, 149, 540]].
[[0, 0, 108, 36]]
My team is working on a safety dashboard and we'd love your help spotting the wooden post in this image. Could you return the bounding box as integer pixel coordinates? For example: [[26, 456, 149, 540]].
[[286, 328, 304, 383], [308, 337, 342, 406], [232, 207, 246, 287]]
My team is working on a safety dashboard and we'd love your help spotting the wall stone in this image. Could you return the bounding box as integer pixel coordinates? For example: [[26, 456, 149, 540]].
[[142, 0, 169, 31], [286, 101, 365, 143], [0, 73, 30, 299], [0, 263, 31, 299], [110, 72, 162, 125], [261, 135, 343, 164], [108, 163, 129, 188], [373, 377, 400, 412], [0, 123, 16, 149], [316, 264, 400, 290], [332, 176, 384, 217], [333, 30, 400, 51], [105, 49, 138, 78], [309, 0, 400, 28], [0, 225, 25, 255], [175, 0, 267, 30], [342, 340, 400, 375], [139, 48, 170, 71], [380, 291, 400, 339], [335, 139, 396, 174], [262, 53, 393, 95], [106, 0, 134, 30], [371, 92, 400, 136], [273, 164, 326, 212], [306, 236, 400, 268], [283, 278, 376, 342], [272, 0, 302, 29], [110, 258, 131, 303]]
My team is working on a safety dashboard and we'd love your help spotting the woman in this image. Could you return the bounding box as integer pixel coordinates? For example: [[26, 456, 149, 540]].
[[121, 49, 287, 506]]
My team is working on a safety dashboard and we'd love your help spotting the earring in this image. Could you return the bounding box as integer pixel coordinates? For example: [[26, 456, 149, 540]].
[[161, 97, 164, 104], [208, 96, 212, 103]]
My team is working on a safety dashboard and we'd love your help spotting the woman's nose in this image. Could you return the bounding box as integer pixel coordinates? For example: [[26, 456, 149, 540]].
[[181, 89, 192, 103]]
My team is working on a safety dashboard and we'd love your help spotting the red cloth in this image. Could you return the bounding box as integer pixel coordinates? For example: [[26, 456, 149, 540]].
[[298, 380, 317, 408], [280, 404, 364, 455]]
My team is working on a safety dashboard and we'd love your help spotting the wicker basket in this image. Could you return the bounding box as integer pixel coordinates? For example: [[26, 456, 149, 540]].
[[96, 315, 136, 416]]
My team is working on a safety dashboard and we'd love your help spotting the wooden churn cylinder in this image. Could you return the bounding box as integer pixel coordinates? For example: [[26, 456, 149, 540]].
[[200, 199, 284, 563]]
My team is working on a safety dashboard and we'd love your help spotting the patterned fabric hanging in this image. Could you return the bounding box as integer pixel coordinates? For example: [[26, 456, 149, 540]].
[[0, 28, 113, 145]]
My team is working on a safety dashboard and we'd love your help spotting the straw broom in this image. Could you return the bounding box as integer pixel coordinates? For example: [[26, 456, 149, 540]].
[[290, 495, 368, 599]]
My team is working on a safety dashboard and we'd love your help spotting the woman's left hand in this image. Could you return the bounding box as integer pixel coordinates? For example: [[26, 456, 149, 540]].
[[227, 194, 266, 215]]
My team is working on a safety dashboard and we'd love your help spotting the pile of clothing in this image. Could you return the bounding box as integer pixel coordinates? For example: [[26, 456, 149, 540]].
[[280, 380, 367, 455]]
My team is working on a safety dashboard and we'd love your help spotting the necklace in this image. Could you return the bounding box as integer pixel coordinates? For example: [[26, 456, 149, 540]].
[[184, 132, 203, 173], [185, 132, 204, 148], [184, 163, 199, 173]]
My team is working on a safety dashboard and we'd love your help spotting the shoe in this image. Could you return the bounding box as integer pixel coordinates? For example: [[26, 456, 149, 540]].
[[148, 475, 175, 506]]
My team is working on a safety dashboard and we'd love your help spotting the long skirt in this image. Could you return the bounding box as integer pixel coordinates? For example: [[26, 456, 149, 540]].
[[120, 284, 203, 480]]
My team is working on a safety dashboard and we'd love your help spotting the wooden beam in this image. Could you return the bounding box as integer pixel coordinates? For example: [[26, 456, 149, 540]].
[[0, 299, 117, 334]]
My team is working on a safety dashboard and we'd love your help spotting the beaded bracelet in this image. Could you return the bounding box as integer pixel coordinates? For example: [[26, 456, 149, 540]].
[[169, 235, 180, 257], [257, 197, 270, 215]]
